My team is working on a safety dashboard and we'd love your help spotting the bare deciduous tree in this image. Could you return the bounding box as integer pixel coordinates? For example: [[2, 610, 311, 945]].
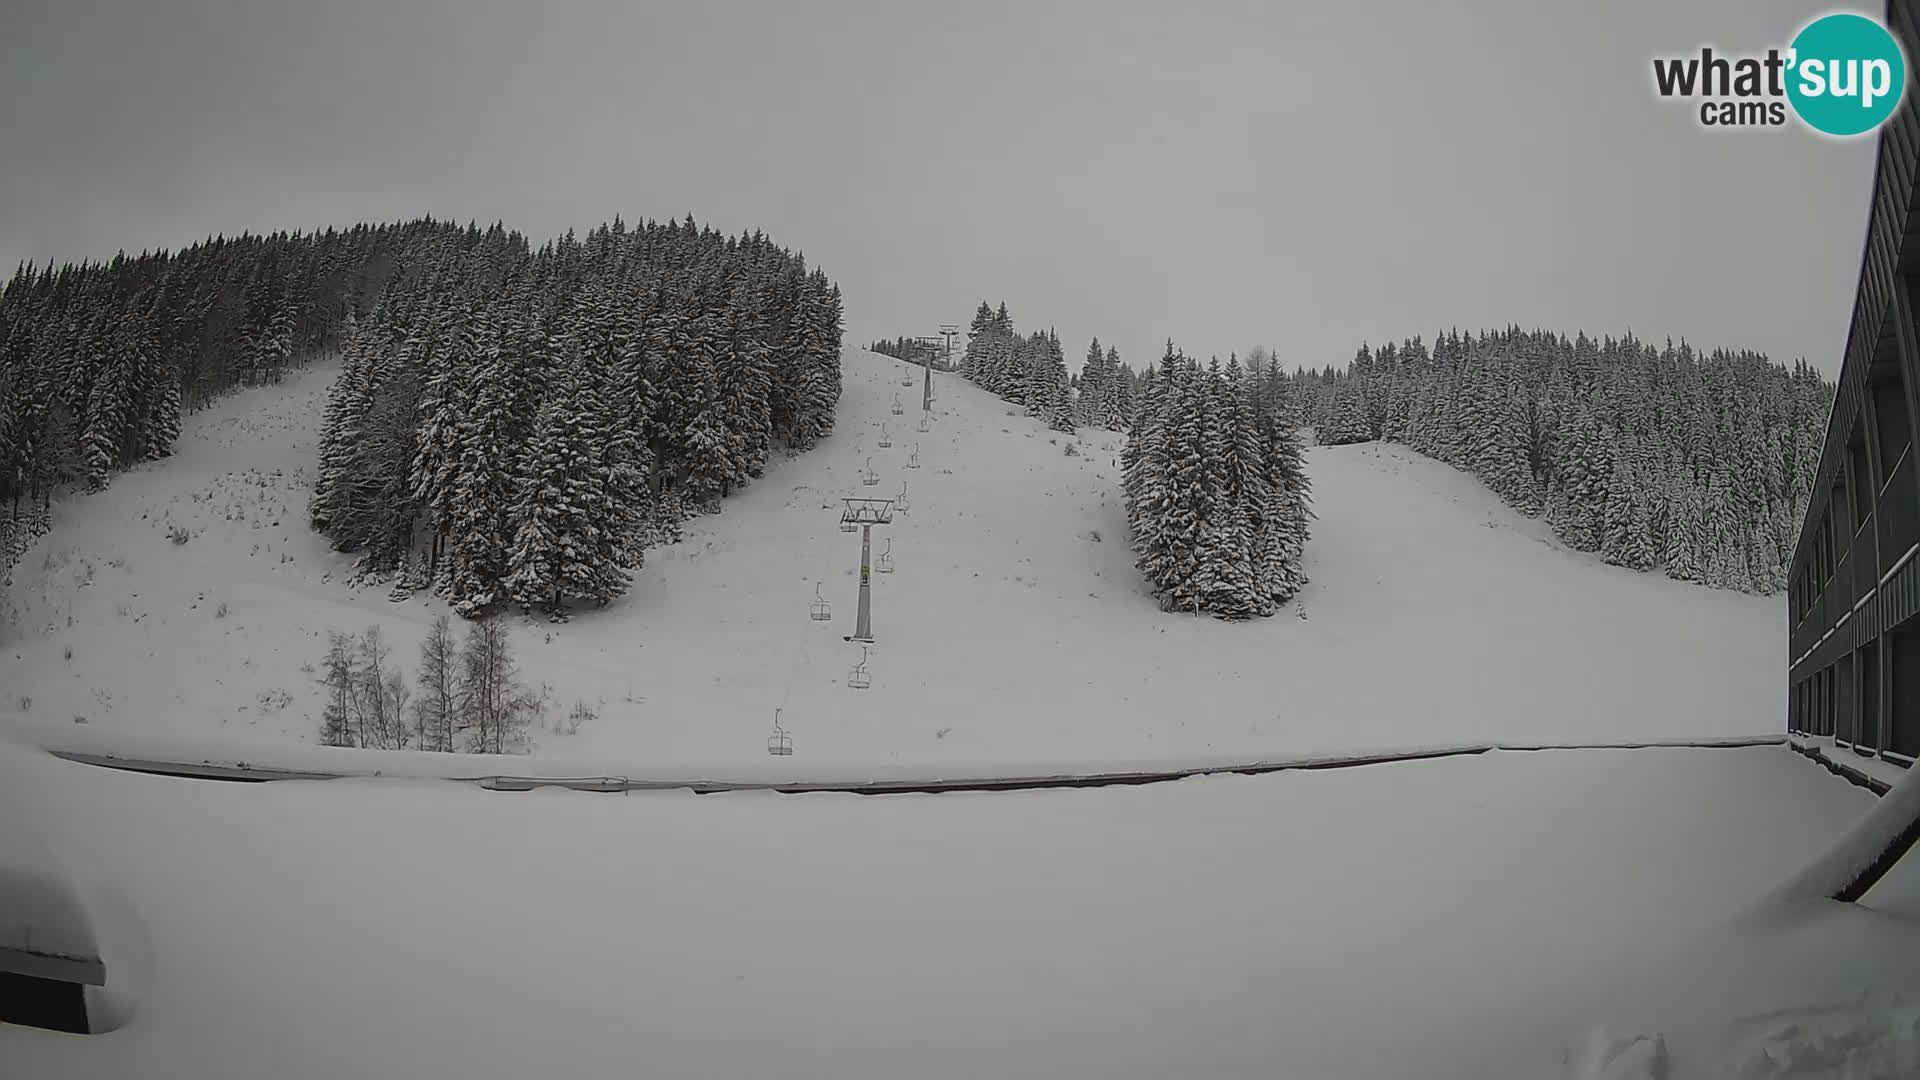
[[319, 631, 356, 747], [414, 614, 462, 753], [351, 625, 412, 749], [460, 614, 540, 754], [315, 614, 541, 754]]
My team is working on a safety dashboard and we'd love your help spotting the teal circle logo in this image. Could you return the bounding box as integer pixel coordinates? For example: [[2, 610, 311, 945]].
[[1786, 13, 1907, 136]]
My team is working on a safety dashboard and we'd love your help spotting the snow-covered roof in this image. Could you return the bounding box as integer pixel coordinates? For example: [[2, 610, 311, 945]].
[[0, 760, 105, 987], [3, 741, 1915, 1078]]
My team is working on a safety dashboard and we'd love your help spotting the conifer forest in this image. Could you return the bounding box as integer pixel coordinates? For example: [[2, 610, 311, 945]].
[[1291, 330, 1832, 594], [0, 216, 846, 617]]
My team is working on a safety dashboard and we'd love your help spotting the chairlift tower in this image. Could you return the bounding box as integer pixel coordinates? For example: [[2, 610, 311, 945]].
[[767, 708, 793, 755], [840, 497, 895, 643]]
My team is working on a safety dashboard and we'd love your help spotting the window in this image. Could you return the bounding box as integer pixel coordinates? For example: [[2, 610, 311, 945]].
[[1837, 656, 1857, 744], [1858, 643, 1881, 752], [1872, 369, 1912, 491], [1831, 482, 1851, 556], [1850, 436, 1872, 529], [1892, 619, 1920, 758]]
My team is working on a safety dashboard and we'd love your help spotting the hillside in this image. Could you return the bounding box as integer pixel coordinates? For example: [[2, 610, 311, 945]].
[[0, 348, 1783, 770]]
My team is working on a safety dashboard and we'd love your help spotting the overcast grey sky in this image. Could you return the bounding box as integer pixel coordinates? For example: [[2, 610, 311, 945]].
[[0, 0, 1877, 375]]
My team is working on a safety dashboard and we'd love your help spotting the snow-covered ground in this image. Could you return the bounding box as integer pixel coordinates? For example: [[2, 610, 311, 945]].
[[1, 738, 1913, 1079], [0, 348, 1782, 770]]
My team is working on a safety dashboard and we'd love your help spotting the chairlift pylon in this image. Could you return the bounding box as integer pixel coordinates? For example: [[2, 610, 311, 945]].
[[847, 646, 873, 690], [878, 423, 892, 448], [906, 443, 921, 469], [862, 457, 879, 486], [809, 582, 832, 621], [876, 537, 894, 574], [767, 707, 793, 756]]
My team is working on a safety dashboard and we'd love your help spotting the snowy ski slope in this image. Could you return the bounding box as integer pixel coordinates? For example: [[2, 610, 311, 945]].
[[0, 348, 1784, 770]]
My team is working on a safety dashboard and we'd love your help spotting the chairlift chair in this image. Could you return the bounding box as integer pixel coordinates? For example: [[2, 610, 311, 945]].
[[767, 708, 793, 756], [809, 582, 832, 621], [876, 538, 894, 574], [862, 457, 880, 486], [917, 413, 931, 433], [878, 423, 892, 449], [891, 394, 905, 416], [894, 481, 910, 513], [906, 443, 921, 469], [847, 646, 873, 690]]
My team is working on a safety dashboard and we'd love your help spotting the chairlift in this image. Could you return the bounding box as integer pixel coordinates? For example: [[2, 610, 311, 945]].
[[862, 457, 880, 486], [809, 582, 832, 621], [917, 413, 931, 432], [891, 393, 905, 416], [906, 443, 921, 469], [876, 537, 895, 574], [847, 646, 873, 690], [878, 423, 892, 449], [894, 481, 910, 513], [767, 708, 793, 756]]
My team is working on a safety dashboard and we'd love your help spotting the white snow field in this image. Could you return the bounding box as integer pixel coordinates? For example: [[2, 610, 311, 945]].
[[1, 738, 1915, 1079], [0, 347, 1782, 772]]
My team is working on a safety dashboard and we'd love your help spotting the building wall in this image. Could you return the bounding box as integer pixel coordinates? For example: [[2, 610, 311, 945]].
[[1785, 0, 1920, 767]]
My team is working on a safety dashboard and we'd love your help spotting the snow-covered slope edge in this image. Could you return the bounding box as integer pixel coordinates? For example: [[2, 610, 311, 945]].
[[2, 721, 1783, 789]]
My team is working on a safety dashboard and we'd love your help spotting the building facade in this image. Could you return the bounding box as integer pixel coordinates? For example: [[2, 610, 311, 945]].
[[1786, 0, 1920, 766]]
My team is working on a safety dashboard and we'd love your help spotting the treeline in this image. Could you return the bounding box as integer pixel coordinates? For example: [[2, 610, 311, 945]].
[[959, 301, 1078, 432], [310, 215, 844, 618], [869, 336, 952, 369], [1073, 337, 1139, 430], [1124, 345, 1313, 618], [0, 221, 459, 574], [1292, 328, 1833, 594]]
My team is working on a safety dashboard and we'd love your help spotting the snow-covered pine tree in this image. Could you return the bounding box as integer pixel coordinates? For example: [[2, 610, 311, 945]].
[[1125, 343, 1181, 602], [1198, 357, 1259, 618], [504, 344, 611, 617], [1321, 377, 1371, 445], [409, 291, 478, 573], [79, 322, 136, 489], [440, 306, 515, 612], [1123, 345, 1312, 618], [1041, 330, 1074, 432], [961, 302, 994, 381], [1103, 346, 1129, 428], [1258, 380, 1313, 605], [1078, 337, 1107, 427]]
